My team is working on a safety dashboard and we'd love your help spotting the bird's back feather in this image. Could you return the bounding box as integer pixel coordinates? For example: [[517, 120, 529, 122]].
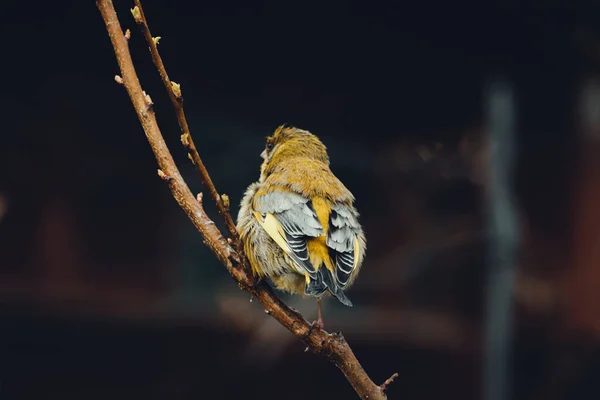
[[238, 127, 366, 306]]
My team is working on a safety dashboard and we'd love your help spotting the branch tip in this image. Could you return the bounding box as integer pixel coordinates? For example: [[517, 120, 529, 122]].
[[380, 372, 399, 392], [130, 6, 142, 24], [114, 75, 124, 85]]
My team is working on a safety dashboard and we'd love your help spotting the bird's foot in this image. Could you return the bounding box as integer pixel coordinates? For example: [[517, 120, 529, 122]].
[[248, 276, 263, 290], [310, 317, 324, 331]]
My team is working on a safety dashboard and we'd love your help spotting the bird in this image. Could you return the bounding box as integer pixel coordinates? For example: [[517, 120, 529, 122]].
[[236, 125, 366, 328]]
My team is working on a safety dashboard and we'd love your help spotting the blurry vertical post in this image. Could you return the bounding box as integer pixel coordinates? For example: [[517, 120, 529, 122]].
[[483, 78, 519, 400]]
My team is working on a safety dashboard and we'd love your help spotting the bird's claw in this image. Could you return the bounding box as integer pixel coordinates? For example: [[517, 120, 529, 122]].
[[310, 318, 324, 332]]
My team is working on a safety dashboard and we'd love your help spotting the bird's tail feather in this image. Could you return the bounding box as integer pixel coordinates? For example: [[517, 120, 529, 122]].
[[305, 267, 353, 307]]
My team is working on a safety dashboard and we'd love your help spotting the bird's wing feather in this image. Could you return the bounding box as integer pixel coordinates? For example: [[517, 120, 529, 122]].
[[327, 203, 362, 289], [254, 190, 323, 278]]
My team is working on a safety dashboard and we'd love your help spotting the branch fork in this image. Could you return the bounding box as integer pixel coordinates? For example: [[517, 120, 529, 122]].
[[96, 1, 396, 398]]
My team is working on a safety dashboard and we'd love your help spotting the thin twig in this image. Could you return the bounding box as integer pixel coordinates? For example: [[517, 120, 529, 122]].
[[96, 1, 395, 398], [380, 372, 400, 392], [131, 0, 241, 247]]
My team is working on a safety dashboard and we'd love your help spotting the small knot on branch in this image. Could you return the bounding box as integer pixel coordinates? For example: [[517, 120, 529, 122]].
[[124, 28, 131, 40], [319, 336, 336, 357], [152, 36, 161, 45], [130, 6, 142, 24], [142, 90, 153, 107], [196, 192, 204, 203], [380, 372, 399, 392], [114, 75, 124, 85]]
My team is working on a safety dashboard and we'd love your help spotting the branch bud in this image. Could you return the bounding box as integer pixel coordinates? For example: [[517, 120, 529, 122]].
[[157, 169, 171, 180], [221, 194, 230, 209], [171, 81, 182, 100], [130, 6, 142, 24], [180, 133, 190, 146]]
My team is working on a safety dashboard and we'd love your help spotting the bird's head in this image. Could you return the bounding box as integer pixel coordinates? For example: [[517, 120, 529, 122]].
[[259, 125, 329, 180]]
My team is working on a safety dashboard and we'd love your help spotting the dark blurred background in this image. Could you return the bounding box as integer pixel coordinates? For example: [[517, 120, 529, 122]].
[[2, 1, 600, 399]]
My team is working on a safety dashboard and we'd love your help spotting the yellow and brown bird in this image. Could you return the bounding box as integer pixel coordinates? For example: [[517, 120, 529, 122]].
[[237, 125, 366, 328]]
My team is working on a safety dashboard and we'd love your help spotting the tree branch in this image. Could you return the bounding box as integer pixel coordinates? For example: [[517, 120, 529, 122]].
[[96, 1, 395, 398]]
